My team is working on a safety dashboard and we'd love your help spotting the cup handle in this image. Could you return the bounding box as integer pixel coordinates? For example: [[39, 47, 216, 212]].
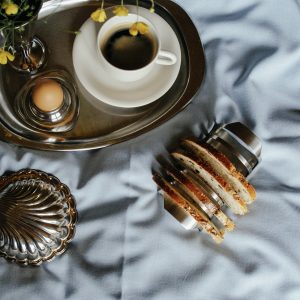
[[156, 50, 177, 65]]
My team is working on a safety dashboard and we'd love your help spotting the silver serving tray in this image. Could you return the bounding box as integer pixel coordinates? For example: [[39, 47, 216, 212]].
[[0, 0, 205, 151]]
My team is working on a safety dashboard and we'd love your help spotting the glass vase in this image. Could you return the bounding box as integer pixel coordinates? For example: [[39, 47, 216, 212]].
[[6, 0, 47, 74]]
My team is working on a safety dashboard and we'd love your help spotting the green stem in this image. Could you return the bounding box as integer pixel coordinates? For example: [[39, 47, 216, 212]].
[[101, 0, 104, 9], [11, 23, 15, 52], [150, 0, 154, 10], [19, 0, 28, 9]]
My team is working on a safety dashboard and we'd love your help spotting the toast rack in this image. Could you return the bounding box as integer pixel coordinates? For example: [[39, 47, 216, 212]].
[[0, 169, 77, 266], [163, 122, 262, 230]]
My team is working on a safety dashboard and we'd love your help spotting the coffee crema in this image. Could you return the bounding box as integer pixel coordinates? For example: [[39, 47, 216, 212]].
[[101, 29, 157, 70]]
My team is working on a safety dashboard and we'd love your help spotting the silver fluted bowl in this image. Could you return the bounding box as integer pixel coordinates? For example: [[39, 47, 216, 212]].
[[0, 169, 77, 266]]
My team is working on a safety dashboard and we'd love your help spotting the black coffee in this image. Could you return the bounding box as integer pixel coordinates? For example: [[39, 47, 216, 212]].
[[102, 29, 157, 70]]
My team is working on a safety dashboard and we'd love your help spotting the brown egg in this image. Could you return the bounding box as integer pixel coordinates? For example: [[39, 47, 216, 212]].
[[32, 79, 64, 112]]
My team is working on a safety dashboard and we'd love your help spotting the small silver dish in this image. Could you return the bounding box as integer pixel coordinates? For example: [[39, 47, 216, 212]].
[[0, 169, 77, 266], [14, 69, 79, 132]]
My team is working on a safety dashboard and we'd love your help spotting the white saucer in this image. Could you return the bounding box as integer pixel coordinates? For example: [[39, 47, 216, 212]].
[[72, 6, 181, 108]]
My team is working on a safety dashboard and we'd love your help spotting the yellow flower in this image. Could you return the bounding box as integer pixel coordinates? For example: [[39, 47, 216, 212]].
[[136, 22, 149, 34], [0, 49, 15, 65], [113, 5, 128, 16], [2, 2, 19, 15], [90, 8, 107, 22], [129, 23, 138, 36], [129, 22, 149, 36]]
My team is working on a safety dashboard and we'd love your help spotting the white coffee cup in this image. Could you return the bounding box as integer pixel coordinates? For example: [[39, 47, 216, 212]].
[[97, 13, 177, 82]]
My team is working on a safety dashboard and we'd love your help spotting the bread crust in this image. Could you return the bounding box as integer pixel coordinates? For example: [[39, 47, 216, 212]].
[[171, 151, 248, 215], [182, 138, 256, 202], [153, 173, 224, 243], [164, 164, 235, 231]]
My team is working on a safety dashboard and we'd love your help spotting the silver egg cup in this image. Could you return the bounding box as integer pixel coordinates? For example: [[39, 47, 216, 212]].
[[14, 69, 80, 132]]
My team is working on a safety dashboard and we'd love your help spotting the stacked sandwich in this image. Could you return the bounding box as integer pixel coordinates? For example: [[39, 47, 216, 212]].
[[153, 138, 256, 243]]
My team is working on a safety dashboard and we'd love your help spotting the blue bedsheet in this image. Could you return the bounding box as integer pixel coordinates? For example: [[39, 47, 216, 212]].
[[1, 1, 300, 299]]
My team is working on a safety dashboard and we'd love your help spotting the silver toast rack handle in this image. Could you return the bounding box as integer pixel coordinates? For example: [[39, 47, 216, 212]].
[[206, 122, 262, 178]]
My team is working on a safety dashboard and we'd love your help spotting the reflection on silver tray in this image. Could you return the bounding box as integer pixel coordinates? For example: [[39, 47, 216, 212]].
[[0, 0, 205, 151], [0, 169, 77, 266]]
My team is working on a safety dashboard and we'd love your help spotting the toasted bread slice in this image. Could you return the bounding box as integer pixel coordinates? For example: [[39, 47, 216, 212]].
[[164, 164, 235, 231], [171, 151, 248, 215], [182, 138, 256, 203], [153, 173, 224, 243]]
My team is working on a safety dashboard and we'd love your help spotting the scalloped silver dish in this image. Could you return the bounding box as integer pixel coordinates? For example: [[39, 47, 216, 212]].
[[0, 169, 77, 266]]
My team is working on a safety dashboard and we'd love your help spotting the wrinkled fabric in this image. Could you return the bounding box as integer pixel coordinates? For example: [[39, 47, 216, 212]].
[[1, 1, 300, 299]]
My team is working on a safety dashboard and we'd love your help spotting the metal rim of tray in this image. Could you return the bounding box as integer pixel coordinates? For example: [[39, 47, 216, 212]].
[[0, 0, 205, 151]]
